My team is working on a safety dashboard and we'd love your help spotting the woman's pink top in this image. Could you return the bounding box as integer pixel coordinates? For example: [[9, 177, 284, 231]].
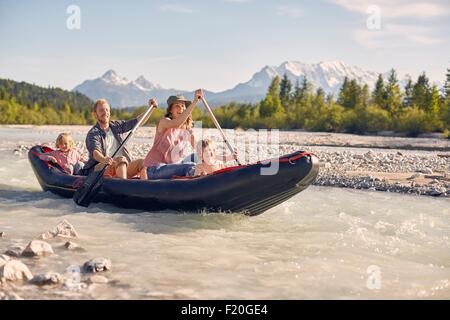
[[144, 127, 193, 167], [40, 149, 85, 174]]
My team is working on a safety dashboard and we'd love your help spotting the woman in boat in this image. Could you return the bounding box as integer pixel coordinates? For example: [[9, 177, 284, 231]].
[[143, 89, 204, 179]]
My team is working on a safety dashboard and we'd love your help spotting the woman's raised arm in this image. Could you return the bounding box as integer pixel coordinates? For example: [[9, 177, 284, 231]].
[[159, 89, 204, 130]]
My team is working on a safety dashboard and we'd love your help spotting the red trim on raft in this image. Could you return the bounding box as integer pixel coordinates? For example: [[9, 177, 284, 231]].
[[171, 151, 315, 180]]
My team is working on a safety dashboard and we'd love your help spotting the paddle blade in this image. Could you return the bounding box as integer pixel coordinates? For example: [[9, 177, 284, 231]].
[[73, 170, 105, 207]]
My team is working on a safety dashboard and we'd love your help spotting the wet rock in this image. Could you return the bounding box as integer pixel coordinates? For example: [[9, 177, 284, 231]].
[[83, 258, 112, 273], [22, 240, 54, 257], [31, 272, 64, 286], [87, 275, 109, 284], [407, 173, 422, 180], [64, 241, 82, 251], [0, 254, 11, 262], [38, 219, 78, 240], [4, 245, 24, 257], [0, 260, 33, 281], [418, 168, 433, 174], [0, 255, 9, 267]]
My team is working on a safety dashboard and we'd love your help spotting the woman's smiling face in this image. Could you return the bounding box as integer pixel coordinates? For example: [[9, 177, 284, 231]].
[[170, 101, 186, 119]]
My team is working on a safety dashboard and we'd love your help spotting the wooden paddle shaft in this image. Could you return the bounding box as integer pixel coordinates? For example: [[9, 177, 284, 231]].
[[201, 97, 241, 166], [111, 104, 156, 159]]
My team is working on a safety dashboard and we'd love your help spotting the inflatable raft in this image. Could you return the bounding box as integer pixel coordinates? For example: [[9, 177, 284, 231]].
[[28, 145, 319, 216]]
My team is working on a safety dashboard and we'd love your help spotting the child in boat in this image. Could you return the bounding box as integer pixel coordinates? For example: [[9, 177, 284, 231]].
[[39, 133, 86, 175], [194, 138, 237, 176]]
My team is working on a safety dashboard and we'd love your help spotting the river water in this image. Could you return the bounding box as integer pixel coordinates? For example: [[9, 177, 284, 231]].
[[0, 127, 449, 299]]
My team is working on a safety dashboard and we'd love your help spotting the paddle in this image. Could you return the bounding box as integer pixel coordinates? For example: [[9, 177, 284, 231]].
[[200, 96, 241, 166], [73, 104, 157, 207]]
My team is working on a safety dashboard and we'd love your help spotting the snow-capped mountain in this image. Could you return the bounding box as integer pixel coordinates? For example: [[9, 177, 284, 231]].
[[73, 61, 402, 108], [73, 70, 186, 108]]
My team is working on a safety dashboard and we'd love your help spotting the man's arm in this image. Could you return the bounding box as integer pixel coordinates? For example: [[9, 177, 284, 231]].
[[93, 150, 112, 165]]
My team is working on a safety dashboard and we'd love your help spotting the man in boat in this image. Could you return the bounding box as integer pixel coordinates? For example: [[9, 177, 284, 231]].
[[83, 98, 156, 179]]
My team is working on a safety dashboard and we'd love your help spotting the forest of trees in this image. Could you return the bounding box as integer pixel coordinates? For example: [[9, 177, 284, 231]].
[[0, 79, 154, 125], [203, 67, 450, 136], [1, 66, 449, 137]]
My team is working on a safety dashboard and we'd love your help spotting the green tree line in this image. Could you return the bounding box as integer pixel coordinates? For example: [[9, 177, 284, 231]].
[[202, 67, 450, 136], [1, 67, 449, 136]]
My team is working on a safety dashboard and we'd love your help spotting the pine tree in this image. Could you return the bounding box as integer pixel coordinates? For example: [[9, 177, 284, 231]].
[[293, 79, 301, 103], [293, 76, 312, 104], [426, 85, 440, 115], [337, 77, 363, 109], [337, 77, 350, 107], [411, 72, 430, 110], [403, 76, 413, 108], [314, 88, 325, 108], [445, 67, 450, 100], [361, 84, 370, 108], [372, 74, 386, 109], [279, 73, 292, 111], [385, 68, 402, 115], [260, 76, 282, 117]]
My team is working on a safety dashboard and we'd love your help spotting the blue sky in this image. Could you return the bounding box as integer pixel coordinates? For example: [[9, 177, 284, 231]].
[[0, 0, 449, 92]]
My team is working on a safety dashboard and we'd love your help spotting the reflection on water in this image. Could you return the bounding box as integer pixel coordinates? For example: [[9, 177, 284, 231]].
[[0, 151, 449, 299]]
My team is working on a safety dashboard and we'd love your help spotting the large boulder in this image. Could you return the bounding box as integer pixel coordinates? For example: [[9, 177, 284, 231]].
[[0, 260, 33, 281], [38, 219, 78, 240], [83, 258, 112, 273], [22, 240, 54, 257]]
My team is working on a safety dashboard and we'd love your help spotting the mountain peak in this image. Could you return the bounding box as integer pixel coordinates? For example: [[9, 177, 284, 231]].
[[134, 75, 160, 90], [101, 69, 128, 84]]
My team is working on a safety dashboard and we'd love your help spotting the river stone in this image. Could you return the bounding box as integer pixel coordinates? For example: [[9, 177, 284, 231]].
[[22, 240, 54, 257], [0, 260, 33, 281], [64, 241, 80, 250], [4, 245, 24, 257], [83, 258, 112, 273], [38, 219, 78, 240], [88, 275, 109, 284], [419, 168, 433, 174], [31, 272, 64, 286], [0, 256, 8, 267]]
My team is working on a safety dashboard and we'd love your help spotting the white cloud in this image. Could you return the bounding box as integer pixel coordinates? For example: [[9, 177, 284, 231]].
[[329, 0, 450, 19], [354, 23, 444, 49], [158, 4, 194, 14], [277, 5, 304, 18], [329, 0, 449, 48]]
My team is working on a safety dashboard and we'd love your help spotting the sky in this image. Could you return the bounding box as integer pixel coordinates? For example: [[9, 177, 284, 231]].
[[0, 0, 449, 92]]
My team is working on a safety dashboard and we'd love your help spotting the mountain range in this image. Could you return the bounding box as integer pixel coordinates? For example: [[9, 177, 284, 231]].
[[73, 61, 414, 108]]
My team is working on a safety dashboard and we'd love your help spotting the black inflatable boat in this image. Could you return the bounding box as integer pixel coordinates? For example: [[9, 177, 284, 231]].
[[28, 145, 319, 216]]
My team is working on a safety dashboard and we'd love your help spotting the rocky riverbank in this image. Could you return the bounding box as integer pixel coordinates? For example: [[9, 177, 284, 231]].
[[0, 220, 112, 300]]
